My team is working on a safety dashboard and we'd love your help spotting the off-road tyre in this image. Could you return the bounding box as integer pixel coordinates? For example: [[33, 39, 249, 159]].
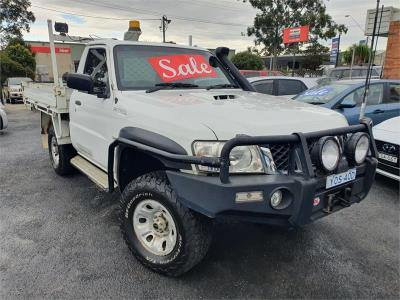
[[120, 171, 212, 277], [48, 126, 76, 175]]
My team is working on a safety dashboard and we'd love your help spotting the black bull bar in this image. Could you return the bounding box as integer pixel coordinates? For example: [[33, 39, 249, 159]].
[[107, 119, 377, 192]]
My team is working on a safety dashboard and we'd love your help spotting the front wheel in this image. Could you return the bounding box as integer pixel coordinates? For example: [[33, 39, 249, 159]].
[[48, 126, 75, 175], [120, 172, 212, 276]]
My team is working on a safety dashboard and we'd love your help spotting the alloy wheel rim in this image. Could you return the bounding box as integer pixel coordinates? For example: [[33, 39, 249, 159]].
[[133, 199, 177, 256], [50, 137, 60, 167]]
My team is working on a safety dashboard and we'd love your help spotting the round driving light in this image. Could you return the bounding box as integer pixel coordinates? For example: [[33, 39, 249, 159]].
[[270, 190, 283, 208], [345, 133, 370, 165], [312, 137, 341, 172]]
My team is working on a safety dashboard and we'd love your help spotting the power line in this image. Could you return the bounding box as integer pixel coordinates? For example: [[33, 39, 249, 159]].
[[31, 5, 160, 21], [65, 0, 249, 27]]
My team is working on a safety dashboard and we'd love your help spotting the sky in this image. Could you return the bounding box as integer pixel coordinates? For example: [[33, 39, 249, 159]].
[[23, 0, 399, 53]]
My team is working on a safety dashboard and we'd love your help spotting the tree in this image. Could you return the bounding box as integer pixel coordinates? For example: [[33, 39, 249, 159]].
[[0, 0, 35, 45], [342, 44, 371, 65], [244, 0, 347, 69], [301, 43, 330, 71], [0, 52, 34, 85], [231, 51, 264, 70], [4, 43, 36, 72]]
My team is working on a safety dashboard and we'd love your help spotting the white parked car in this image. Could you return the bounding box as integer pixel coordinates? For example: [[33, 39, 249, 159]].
[[248, 76, 319, 97], [24, 20, 378, 276], [0, 104, 8, 130], [2, 77, 32, 104], [373, 117, 400, 180]]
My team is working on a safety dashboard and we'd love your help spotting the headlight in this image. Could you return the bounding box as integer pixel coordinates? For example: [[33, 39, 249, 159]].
[[345, 133, 370, 165], [192, 141, 265, 173], [312, 136, 341, 172]]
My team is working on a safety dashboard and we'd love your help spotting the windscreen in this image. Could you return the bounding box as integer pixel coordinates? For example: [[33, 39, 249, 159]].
[[294, 84, 353, 104], [114, 45, 234, 90]]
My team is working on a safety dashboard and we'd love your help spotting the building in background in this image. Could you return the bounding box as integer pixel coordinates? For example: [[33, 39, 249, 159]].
[[26, 41, 85, 81], [365, 6, 399, 79]]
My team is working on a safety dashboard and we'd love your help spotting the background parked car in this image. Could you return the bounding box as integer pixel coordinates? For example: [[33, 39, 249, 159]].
[[0, 104, 8, 130], [2, 77, 32, 104], [373, 117, 400, 181], [317, 66, 382, 86], [239, 70, 284, 78], [249, 76, 319, 97], [294, 79, 400, 125]]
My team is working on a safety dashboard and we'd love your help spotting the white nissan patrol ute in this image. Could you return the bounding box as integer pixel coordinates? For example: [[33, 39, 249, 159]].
[[24, 28, 378, 276]]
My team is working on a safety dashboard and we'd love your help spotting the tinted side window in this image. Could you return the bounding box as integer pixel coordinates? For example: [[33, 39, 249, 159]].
[[253, 80, 273, 95], [277, 79, 306, 96], [386, 84, 400, 103], [342, 84, 384, 107]]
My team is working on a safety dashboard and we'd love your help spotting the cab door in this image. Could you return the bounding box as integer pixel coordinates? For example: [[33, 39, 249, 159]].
[[69, 47, 114, 169]]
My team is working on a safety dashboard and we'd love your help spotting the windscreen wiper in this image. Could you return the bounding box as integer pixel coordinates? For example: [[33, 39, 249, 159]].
[[206, 83, 238, 90], [146, 82, 199, 93], [307, 101, 325, 105]]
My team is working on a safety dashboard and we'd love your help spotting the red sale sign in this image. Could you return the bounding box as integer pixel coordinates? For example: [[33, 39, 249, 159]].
[[282, 26, 309, 44], [148, 54, 217, 82]]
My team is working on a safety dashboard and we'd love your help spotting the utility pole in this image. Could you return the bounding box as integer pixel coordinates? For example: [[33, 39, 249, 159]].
[[161, 15, 171, 43]]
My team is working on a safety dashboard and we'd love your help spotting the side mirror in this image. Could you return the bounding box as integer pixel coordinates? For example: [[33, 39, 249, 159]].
[[337, 103, 356, 109], [67, 74, 94, 93]]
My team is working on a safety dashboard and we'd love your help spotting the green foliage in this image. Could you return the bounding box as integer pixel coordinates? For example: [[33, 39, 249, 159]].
[[0, 52, 34, 85], [4, 43, 36, 71], [244, 0, 347, 69], [301, 43, 330, 70], [231, 51, 264, 70], [342, 44, 371, 65], [0, 0, 35, 45]]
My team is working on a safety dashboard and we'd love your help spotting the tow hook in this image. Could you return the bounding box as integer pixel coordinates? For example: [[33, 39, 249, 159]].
[[323, 194, 335, 214]]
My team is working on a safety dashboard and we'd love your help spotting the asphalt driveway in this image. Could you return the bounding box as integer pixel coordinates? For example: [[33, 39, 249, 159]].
[[0, 104, 399, 299]]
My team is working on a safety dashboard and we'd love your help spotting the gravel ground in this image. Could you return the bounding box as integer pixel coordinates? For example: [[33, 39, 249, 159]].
[[0, 104, 399, 299]]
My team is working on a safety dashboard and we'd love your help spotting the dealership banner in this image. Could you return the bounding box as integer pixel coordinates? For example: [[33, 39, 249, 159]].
[[30, 46, 71, 54], [282, 26, 309, 44], [330, 37, 340, 64]]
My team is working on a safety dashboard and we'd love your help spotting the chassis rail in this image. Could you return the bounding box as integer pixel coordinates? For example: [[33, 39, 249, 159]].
[[107, 119, 377, 192]]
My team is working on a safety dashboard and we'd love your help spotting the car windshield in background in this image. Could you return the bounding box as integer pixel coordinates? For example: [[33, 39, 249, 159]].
[[294, 84, 353, 104], [114, 45, 235, 90], [8, 77, 32, 85]]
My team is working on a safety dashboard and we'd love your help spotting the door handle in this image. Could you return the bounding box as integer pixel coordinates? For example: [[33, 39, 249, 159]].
[[75, 100, 82, 106], [373, 109, 384, 114]]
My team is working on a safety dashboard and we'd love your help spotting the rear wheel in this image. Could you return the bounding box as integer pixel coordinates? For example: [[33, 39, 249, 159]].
[[48, 126, 75, 175], [120, 172, 212, 276]]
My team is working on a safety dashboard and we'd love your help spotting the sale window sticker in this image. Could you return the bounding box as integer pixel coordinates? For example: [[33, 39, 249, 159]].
[[148, 54, 218, 82], [303, 87, 333, 97]]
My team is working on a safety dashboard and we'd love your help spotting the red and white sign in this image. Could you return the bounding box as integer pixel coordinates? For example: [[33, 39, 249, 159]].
[[282, 26, 309, 44], [148, 54, 217, 82], [30, 46, 71, 54]]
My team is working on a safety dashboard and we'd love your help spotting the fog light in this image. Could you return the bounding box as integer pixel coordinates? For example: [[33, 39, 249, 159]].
[[270, 190, 283, 208], [235, 191, 264, 203]]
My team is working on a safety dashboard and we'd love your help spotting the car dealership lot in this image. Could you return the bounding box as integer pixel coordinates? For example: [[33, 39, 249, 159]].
[[0, 105, 399, 299]]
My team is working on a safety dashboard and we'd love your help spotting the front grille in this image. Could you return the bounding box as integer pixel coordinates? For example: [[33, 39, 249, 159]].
[[268, 144, 290, 171], [375, 139, 399, 168], [267, 135, 348, 174]]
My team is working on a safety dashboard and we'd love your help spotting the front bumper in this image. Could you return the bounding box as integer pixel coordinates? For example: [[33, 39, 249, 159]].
[[108, 120, 378, 227], [166, 158, 376, 227]]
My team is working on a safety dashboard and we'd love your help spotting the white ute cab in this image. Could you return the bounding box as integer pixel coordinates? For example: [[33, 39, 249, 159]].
[[24, 21, 378, 276]]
